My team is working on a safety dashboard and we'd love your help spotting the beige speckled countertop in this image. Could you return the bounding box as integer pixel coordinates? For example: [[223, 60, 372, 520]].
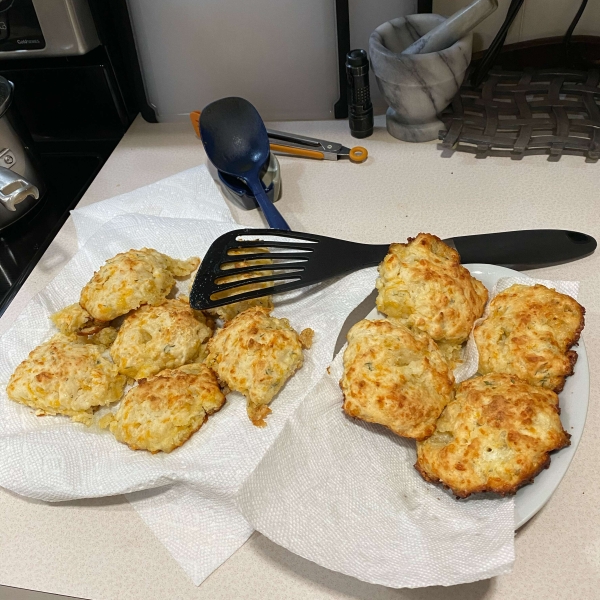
[[1, 115, 599, 600]]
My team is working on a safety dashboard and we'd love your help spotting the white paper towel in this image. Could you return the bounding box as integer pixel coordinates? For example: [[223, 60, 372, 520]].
[[236, 348, 516, 588], [71, 165, 234, 248], [0, 166, 380, 584], [236, 273, 581, 588]]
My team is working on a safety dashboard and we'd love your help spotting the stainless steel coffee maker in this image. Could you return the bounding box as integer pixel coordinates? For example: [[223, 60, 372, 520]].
[[0, 75, 44, 230]]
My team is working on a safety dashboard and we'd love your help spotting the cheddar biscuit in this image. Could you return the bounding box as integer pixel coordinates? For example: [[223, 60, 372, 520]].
[[110, 297, 213, 380], [6, 334, 126, 425], [416, 374, 570, 498], [375, 233, 488, 355], [50, 303, 96, 335], [50, 303, 117, 345], [80, 248, 200, 321], [104, 363, 225, 453], [474, 284, 585, 393], [206, 306, 313, 427], [341, 319, 454, 440]]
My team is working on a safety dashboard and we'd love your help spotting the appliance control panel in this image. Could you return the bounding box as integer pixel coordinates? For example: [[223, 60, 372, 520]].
[[0, 0, 45, 51], [0, 0, 98, 58]]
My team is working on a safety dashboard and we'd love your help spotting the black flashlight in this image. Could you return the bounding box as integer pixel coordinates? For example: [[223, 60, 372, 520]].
[[346, 49, 373, 139]]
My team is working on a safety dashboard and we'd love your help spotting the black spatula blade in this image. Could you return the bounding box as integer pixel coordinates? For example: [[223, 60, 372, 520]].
[[189, 229, 388, 310]]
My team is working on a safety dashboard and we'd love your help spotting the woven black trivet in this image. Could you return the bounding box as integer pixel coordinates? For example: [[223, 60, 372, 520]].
[[439, 68, 600, 161]]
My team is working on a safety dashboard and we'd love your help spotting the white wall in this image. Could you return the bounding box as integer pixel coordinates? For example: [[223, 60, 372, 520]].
[[127, 0, 417, 121], [433, 0, 599, 53]]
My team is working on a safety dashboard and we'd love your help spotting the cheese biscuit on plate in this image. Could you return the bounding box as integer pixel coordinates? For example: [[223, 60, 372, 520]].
[[416, 374, 570, 498], [375, 233, 488, 362], [341, 318, 454, 440], [474, 284, 584, 393]]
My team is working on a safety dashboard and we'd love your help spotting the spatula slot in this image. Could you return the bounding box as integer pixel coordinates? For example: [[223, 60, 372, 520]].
[[229, 241, 316, 253], [210, 275, 303, 301], [234, 233, 319, 244], [221, 252, 311, 266], [215, 264, 305, 284]]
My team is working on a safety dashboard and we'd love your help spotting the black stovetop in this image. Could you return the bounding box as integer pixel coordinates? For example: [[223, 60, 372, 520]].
[[0, 150, 104, 316]]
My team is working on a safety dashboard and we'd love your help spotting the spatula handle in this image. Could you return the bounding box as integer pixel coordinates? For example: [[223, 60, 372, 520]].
[[449, 229, 596, 269], [247, 178, 291, 230]]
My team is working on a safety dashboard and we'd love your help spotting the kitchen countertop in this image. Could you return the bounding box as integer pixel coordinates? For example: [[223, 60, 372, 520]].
[[1, 114, 599, 600]]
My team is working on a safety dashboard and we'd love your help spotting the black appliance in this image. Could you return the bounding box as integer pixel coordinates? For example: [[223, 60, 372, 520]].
[[0, 0, 149, 315]]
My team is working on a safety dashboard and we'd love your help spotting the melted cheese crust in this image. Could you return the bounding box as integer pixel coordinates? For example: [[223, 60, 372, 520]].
[[7, 334, 126, 425], [376, 233, 488, 346], [206, 306, 312, 427], [80, 248, 199, 321], [105, 363, 225, 453], [416, 373, 569, 498], [341, 319, 455, 440], [474, 284, 585, 392], [110, 298, 213, 380]]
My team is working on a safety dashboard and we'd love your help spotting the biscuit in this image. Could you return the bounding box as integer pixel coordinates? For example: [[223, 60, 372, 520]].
[[208, 247, 273, 322], [415, 374, 570, 498], [474, 284, 585, 393], [375, 234, 488, 353], [50, 303, 95, 335], [206, 306, 312, 426], [6, 334, 126, 425], [341, 319, 454, 440], [110, 297, 213, 380], [50, 303, 117, 345], [82, 326, 119, 347], [80, 248, 200, 321], [104, 363, 225, 453]]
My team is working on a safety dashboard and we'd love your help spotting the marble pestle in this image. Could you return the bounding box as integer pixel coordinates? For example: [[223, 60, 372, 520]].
[[402, 0, 498, 55]]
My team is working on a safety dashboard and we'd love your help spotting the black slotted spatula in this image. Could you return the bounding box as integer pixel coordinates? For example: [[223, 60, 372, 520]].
[[189, 228, 596, 311]]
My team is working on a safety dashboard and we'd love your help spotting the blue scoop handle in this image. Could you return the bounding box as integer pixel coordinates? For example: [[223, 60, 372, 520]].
[[246, 177, 290, 230]]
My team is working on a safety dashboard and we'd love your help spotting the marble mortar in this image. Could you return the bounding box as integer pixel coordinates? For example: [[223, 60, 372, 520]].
[[369, 14, 472, 142]]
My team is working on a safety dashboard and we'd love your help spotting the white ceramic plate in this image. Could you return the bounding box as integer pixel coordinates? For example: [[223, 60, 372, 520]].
[[362, 264, 589, 529]]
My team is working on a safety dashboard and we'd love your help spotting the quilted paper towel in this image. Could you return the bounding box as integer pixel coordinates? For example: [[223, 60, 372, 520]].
[[0, 209, 379, 584], [236, 273, 582, 588], [236, 349, 516, 588], [71, 164, 234, 247]]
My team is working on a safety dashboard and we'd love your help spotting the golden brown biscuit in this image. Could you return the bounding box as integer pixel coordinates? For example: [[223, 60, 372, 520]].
[[50, 303, 117, 345], [415, 374, 570, 498], [103, 363, 225, 453], [340, 319, 454, 440], [110, 297, 213, 380], [6, 334, 126, 425], [206, 306, 312, 427], [474, 284, 585, 393], [82, 326, 119, 347], [375, 233, 488, 350], [80, 248, 200, 321], [208, 247, 273, 322], [50, 303, 95, 335]]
